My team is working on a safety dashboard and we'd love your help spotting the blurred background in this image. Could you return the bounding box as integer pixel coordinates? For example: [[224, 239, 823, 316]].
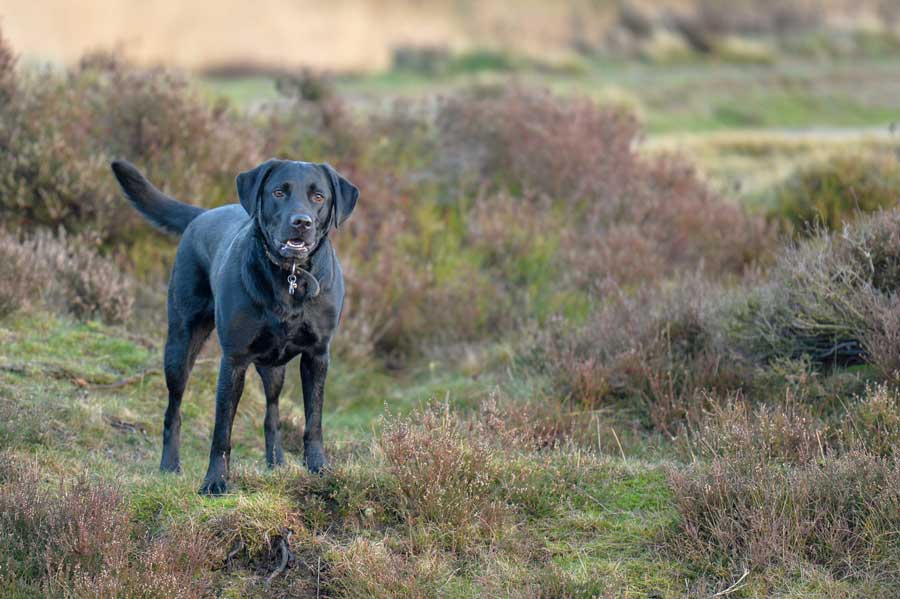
[[2, 2, 900, 597]]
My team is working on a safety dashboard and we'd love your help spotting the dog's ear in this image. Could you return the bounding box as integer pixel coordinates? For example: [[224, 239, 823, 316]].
[[321, 163, 359, 229], [236, 159, 280, 216]]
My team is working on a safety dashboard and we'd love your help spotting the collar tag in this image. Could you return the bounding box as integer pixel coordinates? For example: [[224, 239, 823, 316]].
[[287, 262, 298, 295]]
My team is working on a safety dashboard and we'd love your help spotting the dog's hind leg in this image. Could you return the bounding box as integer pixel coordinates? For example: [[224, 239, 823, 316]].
[[257, 365, 286, 468], [161, 311, 213, 473]]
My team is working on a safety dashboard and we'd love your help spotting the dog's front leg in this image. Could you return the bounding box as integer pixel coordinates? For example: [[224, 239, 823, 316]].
[[199, 356, 248, 495], [300, 347, 329, 473]]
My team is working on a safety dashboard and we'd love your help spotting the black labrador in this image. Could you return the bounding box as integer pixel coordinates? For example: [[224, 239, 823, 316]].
[[111, 159, 358, 495]]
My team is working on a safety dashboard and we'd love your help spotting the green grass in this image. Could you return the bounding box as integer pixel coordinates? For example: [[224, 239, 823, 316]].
[[0, 309, 692, 596], [3, 259, 898, 596]]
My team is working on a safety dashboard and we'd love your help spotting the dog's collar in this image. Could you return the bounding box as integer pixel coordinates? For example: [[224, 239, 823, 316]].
[[262, 244, 321, 298]]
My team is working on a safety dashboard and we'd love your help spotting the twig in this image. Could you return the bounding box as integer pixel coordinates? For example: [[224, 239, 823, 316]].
[[105, 415, 146, 435], [610, 427, 629, 471], [316, 555, 321, 599], [0, 363, 27, 375], [266, 530, 293, 584], [226, 539, 244, 569], [707, 568, 749, 598], [84, 369, 161, 390]]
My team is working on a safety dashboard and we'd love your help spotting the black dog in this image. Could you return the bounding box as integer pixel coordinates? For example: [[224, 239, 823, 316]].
[[111, 159, 358, 495]]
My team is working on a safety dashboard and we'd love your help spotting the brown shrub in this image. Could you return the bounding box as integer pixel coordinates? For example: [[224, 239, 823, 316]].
[[843, 384, 900, 458], [438, 85, 640, 203], [0, 25, 15, 105], [0, 230, 47, 318], [335, 175, 515, 361], [32, 230, 135, 323], [668, 451, 900, 584], [729, 210, 900, 369], [438, 86, 767, 289], [0, 51, 262, 245], [535, 279, 750, 433], [379, 403, 507, 547], [264, 70, 364, 166], [79, 53, 264, 205], [0, 458, 211, 598], [678, 392, 826, 464], [324, 537, 450, 599]]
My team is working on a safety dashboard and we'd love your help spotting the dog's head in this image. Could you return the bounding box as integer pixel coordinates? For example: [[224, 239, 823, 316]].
[[237, 159, 358, 260]]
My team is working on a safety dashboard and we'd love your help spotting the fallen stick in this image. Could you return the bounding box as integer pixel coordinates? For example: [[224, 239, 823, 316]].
[[266, 530, 293, 584], [79, 369, 162, 390]]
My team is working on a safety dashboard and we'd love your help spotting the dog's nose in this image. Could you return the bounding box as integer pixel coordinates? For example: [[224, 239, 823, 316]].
[[290, 214, 313, 230]]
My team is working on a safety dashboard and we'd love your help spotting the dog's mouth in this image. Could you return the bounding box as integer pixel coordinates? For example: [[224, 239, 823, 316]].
[[280, 238, 311, 255]]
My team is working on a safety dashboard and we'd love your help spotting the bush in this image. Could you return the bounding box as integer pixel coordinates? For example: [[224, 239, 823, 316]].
[[0, 229, 134, 323], [843, 384, 900, 458], [769, 154, 900, 235], [0, 51, 261, 245], [438, 86, 767, 288], [33, 230, 135, 323], [678, 392, 827, 463], [265, 70, 363, 166], [0, 458, 211, 598], [729, 210, 900, 371], [0, 231, 47, 318], [668, 451, 900, 586], [379, 403, 507, 548], [533, 279, 750, 433], [0, 25, 15, 105]]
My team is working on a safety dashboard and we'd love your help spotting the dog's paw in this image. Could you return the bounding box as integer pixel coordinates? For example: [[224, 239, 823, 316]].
[[159, 456, 182, 474], [198, 477, 228, 496], [266, 452, 285, 469], [304, 445, 328, 474]]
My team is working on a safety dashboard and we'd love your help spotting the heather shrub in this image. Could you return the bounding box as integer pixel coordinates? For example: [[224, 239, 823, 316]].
[[335, 179, 516, 360], [843, 384, 900, 457], [0, 25, 15, 105], [264, 70, 363, 165], [729, 210, 900, 370], [379, 403, 507, 547], [0, 50, 261, 246], [437, 86, 767, 288], [678, 392, 826, 464], [0, 230, 47, 318], [0, 229, 133, 323], [0, 70, 119, 237], [79, 52, 263, 206], [769, 154, 900, 235], [0, 459, 211, 598], [32, 230, 135, 323], [534, 279, 750, 433], [668, 451, 900, 585], [438, 85, 640, 202]]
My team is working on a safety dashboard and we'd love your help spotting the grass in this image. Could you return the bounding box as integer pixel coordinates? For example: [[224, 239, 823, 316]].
[[6, 307, 896, 597], [203, 54, 900, 135], [0, 309, 696, 597]]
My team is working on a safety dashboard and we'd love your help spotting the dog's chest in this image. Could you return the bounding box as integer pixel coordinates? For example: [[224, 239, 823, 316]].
[[249, 311, 319, 367]]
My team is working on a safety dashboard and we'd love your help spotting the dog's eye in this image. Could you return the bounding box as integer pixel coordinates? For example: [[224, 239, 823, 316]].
[[312, 192, 325, 203], [272, 189, 285, 199]]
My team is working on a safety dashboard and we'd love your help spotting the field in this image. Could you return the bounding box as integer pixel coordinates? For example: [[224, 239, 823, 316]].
[[2, 4, 900, 598]]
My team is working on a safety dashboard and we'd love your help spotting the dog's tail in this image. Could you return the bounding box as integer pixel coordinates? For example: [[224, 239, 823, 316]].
[[111, 160, 206, 236]]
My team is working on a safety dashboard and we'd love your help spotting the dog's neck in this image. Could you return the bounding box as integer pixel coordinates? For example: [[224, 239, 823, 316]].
[[241, 226, 331, 309]]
